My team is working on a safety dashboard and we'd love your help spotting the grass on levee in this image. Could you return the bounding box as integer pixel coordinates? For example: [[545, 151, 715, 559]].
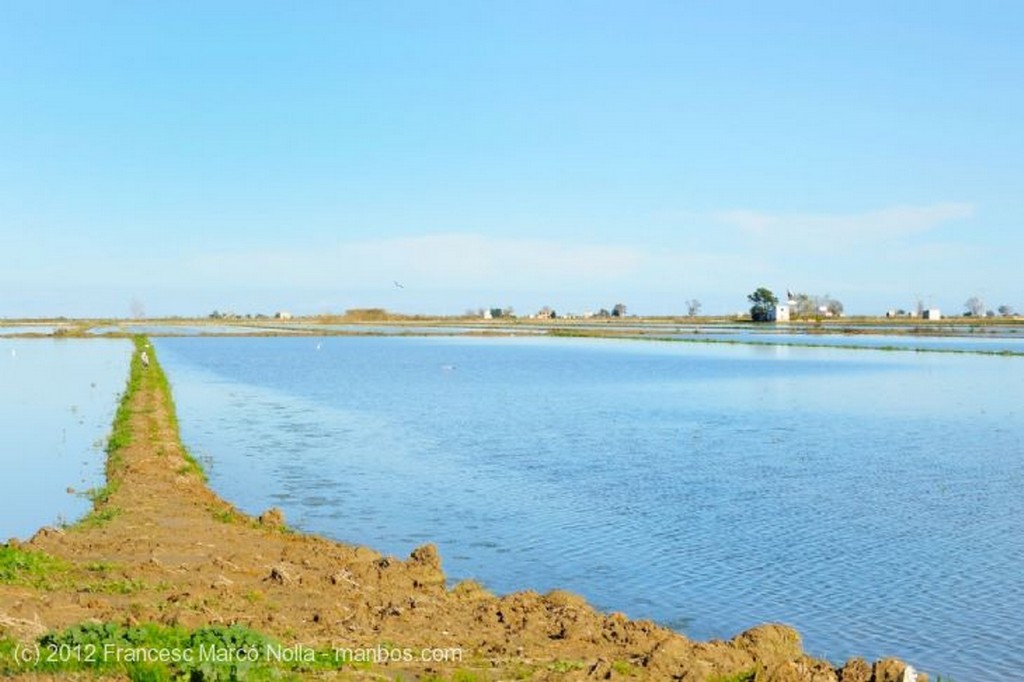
[[74, 336, 204, 531], [0, 546, 69, 589], [0, 622, 369, 680], [0, 545, 150, 595]]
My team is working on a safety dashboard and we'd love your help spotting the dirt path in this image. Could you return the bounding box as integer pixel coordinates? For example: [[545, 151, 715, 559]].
[[0, 339, 920, 681]]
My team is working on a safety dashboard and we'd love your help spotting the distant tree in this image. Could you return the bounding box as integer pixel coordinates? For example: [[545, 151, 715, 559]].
[[489, 308, 504, 319], [537, 306, 556, 319], [130, 298, 146, 319], [611, 303, 627, 317], [998, 305, 1015, 317], [209, 310, 222, 319], [791, 293, 815, 318], [826, 297, 844, 317], [986, 310, 996, 318], [964, 297, 985, 317], [596, 308, 611, 318], [789, 292, 843, 319], [747, 287, 778, 322], [685, 299, 702, 317]]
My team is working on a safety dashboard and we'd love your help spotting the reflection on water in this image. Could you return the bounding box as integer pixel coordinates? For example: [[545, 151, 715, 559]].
[[658, 330, 1024, 353], [87, 324, 291, 336], [155, 336, 1024, 681], [0, 339, 131, 538], [0, 325, 60, 336]]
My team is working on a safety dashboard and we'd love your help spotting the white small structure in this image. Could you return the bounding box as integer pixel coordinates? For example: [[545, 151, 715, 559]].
[[922, 308, 942, 320], [275, 311, 293, 320], [768, 304, 790, 322]]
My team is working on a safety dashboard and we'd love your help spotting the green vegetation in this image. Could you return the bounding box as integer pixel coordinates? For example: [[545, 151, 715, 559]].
[[71, 337, 144, 529], [211, 507, 239, 524], [708, 669, 756, 682], [71, 336, 205, 533], [0, 546, 69, 588], [143, 337, 205, 481], [74, 506, 122, 529], [422, 672, 484, 682], [611, 659, 637, 676], [0, 622, 356, 680], [448, 671, 485, 682], [0, 547, 150, 595], [748, 287, 779, 322]]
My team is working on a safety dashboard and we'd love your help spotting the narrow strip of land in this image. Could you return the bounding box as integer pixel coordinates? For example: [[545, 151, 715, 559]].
[[1, 338, 920, 681]]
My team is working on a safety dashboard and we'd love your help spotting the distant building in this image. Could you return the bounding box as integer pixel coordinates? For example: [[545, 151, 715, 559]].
[[922, 308, 942, 320], [275, 311, 293, 320], [768, 304, 790, 322]]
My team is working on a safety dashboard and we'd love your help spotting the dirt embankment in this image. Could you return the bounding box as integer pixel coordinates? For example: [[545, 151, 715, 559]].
[[0, 339, 922, 681]]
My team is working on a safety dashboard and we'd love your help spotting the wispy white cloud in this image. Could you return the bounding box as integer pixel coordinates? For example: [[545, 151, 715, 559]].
[[38, 202, 982, 316], [184, 208, 976, 310], [713, 202, 974, 249]]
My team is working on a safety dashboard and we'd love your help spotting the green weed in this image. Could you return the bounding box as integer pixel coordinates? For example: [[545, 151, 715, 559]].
[[0, 622, 354, 678], [708, 669, 756, 682], [450, 671, 485, 682], [0, 546, 69, 588], [612, 659, 637, 676], [75, 505, 121, 529]]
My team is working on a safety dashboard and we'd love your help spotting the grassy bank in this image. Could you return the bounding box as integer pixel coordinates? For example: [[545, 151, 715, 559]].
[[0, 339, 348, 680]]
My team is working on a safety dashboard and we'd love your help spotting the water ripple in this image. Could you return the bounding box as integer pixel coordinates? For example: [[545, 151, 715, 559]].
[[155, 336, 1024, 681]]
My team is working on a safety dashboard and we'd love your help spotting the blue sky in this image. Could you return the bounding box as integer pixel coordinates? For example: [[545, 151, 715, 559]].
[[1, 1, 1021, 317]]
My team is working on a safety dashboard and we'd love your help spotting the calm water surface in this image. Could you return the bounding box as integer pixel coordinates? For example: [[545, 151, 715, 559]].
[[0, 325, 61, 336], [659, 330, 1024, 353], [0, 339, 131, 538], [154, 336, 1024, 681]]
